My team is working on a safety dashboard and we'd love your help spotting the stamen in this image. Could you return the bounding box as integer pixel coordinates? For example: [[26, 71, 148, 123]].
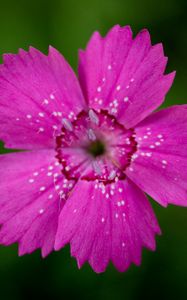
[[89, 109, 99, 125], [62, 118, 73, 131], [108, 170, 116, 180], [92, 160, 101, 175], [88, 128, 97, 141]]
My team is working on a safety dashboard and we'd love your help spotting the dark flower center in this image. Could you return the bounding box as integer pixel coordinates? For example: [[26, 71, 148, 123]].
[[86, 140, 106, 157]]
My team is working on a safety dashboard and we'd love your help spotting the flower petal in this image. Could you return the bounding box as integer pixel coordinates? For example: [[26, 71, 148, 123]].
[[0, 46, 86, 150], [0, 150, 75, 257], [126, 105, 187, 206], [55, 179, 160, 273], [78, 25, 175, 128]]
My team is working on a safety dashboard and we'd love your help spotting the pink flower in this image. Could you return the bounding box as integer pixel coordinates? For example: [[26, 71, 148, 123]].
[[0, 25, 186, 273]]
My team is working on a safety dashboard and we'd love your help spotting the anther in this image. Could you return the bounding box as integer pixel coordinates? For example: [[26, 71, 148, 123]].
[[89, 109, 99, 125], [92, 160, 101, 175], [108, 170, 116, 180], [62, 118, 73, 131], [88, 128, 97, 141]]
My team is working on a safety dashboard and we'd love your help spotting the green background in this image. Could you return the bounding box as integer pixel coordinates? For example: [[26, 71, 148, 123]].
[[0, 0, 187, 299]]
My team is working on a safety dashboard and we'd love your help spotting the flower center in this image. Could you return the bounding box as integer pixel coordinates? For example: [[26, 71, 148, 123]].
[[86, 139, 106, 157], [55, 109, 137, 183]]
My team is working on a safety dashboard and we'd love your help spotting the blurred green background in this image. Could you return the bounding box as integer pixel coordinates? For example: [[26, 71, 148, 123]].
[[0, 0, 187, 299]]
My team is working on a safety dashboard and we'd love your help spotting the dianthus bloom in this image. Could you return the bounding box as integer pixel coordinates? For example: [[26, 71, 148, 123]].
[[0, 25, 186, 273]]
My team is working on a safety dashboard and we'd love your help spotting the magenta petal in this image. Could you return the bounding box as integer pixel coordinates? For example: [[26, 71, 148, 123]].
[[78, 25, 133, 103], [0, 47, 86, 150], [55, 179, 160, 273], [0, 150, 75, 256], [126, 105, 187, 206], [78, 25, 175, 128]]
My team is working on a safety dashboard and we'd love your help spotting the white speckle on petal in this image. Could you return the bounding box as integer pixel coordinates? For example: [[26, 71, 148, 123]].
[[29, 179, 34, 183], [47, 172, 53, 176], [38, 127, 44, 133], [40, 186, 46, 192], [43, 99, 49, 105], [146, 152, 152, 157], [157, 134, 163, 138]]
